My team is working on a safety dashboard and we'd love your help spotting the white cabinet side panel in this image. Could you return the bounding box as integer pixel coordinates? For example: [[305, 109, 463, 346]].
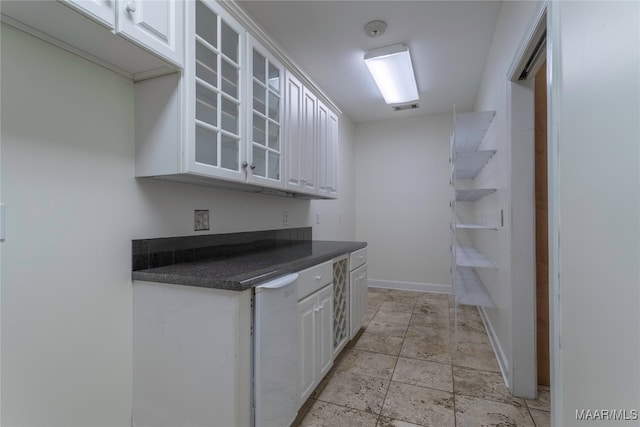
[[133, 282, 251, 427]]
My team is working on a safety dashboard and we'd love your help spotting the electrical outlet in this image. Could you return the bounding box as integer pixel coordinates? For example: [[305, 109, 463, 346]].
[[194, 210, 210, 231], [283, 211, 289, 226]]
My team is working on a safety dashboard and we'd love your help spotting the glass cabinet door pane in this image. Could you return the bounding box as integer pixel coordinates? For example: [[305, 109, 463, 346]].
[[196, 84, 218, 127], [221, 135, 239, 171], [268, 92, 280, 121], [268, 151, 280, 180], [221, 97, 238, 134], [253, 50, 266, 84], [253, 82, 266, 115], [268, 62, 280, 93], [221, 59, 238, 99], [253, 146, 266, 177], [268, 123, 279, 150], [221, 21, 238, 63], [196, 42, 218, 87], [195, 125, 218, 166], [196, 1, 217, 48], [253, 114, 266, 145]]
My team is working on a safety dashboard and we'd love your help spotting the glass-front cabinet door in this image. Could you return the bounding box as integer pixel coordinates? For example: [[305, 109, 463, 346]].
[[246, 36, 284, 189], [187, 0, 245, 182]]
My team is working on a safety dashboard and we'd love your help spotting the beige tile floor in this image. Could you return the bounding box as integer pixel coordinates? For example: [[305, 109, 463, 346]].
[[293, 288, 551, 427]]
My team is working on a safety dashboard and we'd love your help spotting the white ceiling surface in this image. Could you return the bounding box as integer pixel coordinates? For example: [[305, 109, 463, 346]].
[[237, 1, 502, 123]]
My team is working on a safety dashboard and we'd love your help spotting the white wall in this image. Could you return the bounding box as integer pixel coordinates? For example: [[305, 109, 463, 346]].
[[550, 2, 640, 425], [0, 24, 355, 425], [472, 0, 541, 392], [354, 113, 452, 292]]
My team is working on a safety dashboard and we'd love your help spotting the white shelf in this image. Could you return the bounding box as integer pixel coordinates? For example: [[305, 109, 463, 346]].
[[454, 245, 495, 268], [453, 110, 496, 153], [454, 150, 496, 179], [455, 188, 496, 201], [454, 223, 497, 230], [453, 267, 495, 307]]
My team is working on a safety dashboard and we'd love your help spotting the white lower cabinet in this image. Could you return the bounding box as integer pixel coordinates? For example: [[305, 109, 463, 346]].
[[133, 282, 252, 427], [349, 248, 368, 339], [349, 264, 368, 339], [297, 283, 333, 406], [296, 260, 333, 406]]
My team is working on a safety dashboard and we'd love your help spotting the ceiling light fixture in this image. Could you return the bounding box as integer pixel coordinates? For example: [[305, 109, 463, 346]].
[[364, 44, 419, 105]]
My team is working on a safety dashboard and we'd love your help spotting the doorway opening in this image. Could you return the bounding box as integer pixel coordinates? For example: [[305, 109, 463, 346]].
[[506, 2, 549, 400]]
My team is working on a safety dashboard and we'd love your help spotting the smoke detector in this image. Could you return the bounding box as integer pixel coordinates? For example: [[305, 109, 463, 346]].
[[364, 20, 387, 38]]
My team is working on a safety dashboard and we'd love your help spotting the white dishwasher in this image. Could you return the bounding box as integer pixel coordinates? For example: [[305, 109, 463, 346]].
[[253, 273, 299, 427]]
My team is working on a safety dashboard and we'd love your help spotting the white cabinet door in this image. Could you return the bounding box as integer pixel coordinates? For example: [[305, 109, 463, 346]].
[[317, 284, 334, 379], [297, 282, 333, 407], [285, 72, 303, 192], [317, 100, 329, 196], [62, 0, 115, 29], [246, 36, 285, 189], [187, 0, 245, 182], [297, 293, 316, 405], [328, 111, 339, 197], [301, 87, 317, 193], [316, 100, 339, 198], [350, 264, 367, 339], [117, 0, 184, 67]]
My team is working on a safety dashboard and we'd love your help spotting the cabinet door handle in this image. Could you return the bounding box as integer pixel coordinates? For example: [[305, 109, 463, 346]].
[[319, 304, 324, 310], [126, 2, 136, 13], [314, 306, 320, 313], [250, 163, 256, 170]]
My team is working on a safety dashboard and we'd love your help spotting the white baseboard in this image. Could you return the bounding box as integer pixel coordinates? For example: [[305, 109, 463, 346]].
[[368, 279, 452, 295], [478, 306, 510, 389]]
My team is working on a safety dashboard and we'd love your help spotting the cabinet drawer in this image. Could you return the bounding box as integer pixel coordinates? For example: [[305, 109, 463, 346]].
[[297, 260, 333, 301], [349, 248, 367, 271]]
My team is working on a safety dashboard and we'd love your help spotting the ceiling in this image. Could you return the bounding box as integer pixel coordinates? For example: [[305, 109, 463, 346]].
[[237, 1, 502, 123]]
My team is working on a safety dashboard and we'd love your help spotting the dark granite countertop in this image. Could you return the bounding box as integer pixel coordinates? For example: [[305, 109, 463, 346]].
[[132, 240, 367, 291]]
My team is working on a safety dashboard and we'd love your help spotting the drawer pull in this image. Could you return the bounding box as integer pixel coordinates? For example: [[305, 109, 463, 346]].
[[358, 256, 364, 260], [315, 275, 322, 281]]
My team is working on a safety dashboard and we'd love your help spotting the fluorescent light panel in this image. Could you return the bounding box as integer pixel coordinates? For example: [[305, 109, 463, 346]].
[[365, 44, 419, 105]]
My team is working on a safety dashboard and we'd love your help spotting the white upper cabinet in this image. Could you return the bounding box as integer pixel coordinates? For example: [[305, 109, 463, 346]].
[[301, 87, 319, 194], [2, 0, 182, 77], [186, 0, 245, 181], [284, 74, 339, 198], [117, 0, 184, 67], [62, 0, 115, 29], [284, 71, 318, 195], [284, 71, 304, 192], [246, 36, 285, 189], [316, 100, 339, 198]]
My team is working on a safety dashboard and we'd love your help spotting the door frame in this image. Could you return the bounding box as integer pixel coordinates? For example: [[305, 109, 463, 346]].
[[507, 1, 563, 423], [505, 1, 561, 413]]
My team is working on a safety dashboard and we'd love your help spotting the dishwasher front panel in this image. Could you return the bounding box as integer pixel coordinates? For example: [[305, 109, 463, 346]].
[[254, 273, 299, 427]]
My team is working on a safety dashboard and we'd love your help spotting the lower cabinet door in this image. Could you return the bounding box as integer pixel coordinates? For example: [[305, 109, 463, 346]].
[[350, 264, 368, 339], [297, 283, 334, 408], [317, 284, 334, 379], [297, 293, 317, 405]]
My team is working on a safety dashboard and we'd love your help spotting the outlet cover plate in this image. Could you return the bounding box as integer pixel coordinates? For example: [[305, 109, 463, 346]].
[[194, 210, 210, 231]]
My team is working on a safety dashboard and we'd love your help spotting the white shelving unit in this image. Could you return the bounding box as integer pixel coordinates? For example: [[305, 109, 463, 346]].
[[454, 150, 496, 179], [450, 109, 497, 325]]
